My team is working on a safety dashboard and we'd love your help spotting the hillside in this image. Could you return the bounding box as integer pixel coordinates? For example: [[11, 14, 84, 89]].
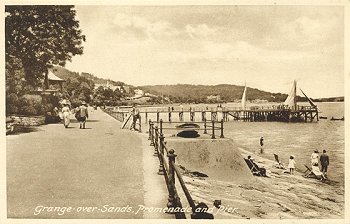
[[50, 66, 342, 104], [51, 66, 126, 87], [139, 84, 289, 103]]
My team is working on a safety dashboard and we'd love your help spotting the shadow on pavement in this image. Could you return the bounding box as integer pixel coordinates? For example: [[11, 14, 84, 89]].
[[7, 126, 41, 136], [70, 120, 99, 123]]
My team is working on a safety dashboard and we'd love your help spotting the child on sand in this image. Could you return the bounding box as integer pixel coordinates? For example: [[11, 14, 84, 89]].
[[288, 155, 296, 175]]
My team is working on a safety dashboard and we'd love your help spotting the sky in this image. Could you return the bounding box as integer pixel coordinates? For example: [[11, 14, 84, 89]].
[[65, 5, 344, 98]]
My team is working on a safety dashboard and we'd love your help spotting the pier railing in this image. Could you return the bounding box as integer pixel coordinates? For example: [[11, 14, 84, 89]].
[[148, 120, 214, 219]]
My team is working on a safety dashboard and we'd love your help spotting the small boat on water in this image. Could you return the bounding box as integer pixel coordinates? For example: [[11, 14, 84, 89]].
[[176, 123, 200, 138], [330, 116, 344, 121], [176, 123, 200, 131]]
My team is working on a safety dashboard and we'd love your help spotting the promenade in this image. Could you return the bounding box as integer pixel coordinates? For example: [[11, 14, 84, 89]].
[[6, 108, 169, 218]]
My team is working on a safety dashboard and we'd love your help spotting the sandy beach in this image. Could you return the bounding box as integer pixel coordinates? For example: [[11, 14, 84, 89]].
[[177, 145, 344, 219]]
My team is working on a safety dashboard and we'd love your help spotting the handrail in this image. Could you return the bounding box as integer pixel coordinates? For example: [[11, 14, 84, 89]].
[[154, 119, 224, 139], [148, 119, 214, 219]]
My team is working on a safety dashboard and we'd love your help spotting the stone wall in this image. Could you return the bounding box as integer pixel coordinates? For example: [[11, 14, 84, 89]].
[[7, 115, 46, 126]]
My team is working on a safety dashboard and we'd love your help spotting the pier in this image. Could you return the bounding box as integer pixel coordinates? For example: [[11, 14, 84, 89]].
[[108, 105, 319, 123]]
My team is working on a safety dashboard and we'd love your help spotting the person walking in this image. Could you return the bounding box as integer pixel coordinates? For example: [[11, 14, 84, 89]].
[[288, 155, 296, 175], [78, 101, 89, 129], [320, 150, 330, 176], [61, 104, 71, 128]]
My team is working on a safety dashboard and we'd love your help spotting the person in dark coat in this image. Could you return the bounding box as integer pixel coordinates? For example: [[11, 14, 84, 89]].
[[320, 150, 329, 175]]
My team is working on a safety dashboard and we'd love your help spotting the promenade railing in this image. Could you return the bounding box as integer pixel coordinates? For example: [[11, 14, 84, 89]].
[[152, 118, 224, 139], [148, 120, 214, 219]]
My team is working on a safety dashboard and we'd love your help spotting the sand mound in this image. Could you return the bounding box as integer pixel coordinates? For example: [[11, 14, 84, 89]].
[[166, 138, 253, 183]]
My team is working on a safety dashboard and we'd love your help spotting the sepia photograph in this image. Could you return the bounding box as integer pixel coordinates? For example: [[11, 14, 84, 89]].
[[3, 1, 349, 222]]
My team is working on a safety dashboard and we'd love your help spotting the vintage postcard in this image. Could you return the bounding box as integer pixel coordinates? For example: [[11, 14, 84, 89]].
[[2, 1, 349, 224]]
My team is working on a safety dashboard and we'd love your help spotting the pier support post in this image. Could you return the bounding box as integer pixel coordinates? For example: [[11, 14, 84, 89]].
[[157, 133, 165, 175], [190, 112, 195, 121], [204, 118, 207, 134], [168, 112, 172, 122], [160, 119, 163, 134], [157, 112, 160, 123], [145, 112, 148, 124], [202, 111, 206, 121], [211, 120, 215, 139], [220, 119, 224, 138], [167, 149, 177, 210]]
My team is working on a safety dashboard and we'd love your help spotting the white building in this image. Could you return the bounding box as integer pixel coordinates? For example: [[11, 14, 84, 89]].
[[134, 89, 144, 98]]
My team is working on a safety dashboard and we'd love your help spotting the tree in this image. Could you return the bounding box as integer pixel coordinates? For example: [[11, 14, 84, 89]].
[[5, 5, 86, 88]]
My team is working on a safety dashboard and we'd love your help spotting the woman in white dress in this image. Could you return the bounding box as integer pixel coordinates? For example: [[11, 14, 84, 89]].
[[61, 104, 71, 128], [310, 150, 319, 166]]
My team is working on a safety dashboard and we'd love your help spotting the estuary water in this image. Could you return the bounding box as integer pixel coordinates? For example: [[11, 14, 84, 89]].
[[137, 102, 344, 186], [224, 102, 344, 186]]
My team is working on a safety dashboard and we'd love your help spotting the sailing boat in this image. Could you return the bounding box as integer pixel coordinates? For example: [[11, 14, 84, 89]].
[[284, 80, 297, 110], [284, 80, 318, 111], [241, 83, 247, 109]]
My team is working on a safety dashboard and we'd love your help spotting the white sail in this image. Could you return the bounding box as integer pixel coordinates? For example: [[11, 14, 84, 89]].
[[300, 88, 320, 112], [241, 84, 247, 109], [284, 80, 297, 110]]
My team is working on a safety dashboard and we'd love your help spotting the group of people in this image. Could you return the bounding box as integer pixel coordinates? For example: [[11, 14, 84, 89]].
[[286, 149, 329, 179], [310, 150, 329, 178], [61, 101, 89, 129]]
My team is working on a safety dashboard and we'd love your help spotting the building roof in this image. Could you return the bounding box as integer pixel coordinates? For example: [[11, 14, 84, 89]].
[[48, 71, 65, 82]]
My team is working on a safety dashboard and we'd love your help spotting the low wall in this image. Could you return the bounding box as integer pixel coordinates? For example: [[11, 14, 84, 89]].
[[166, 138, 253, 183], [7, 115, 46, 126]]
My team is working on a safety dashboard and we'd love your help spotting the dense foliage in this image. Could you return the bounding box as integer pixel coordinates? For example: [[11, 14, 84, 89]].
[[5, 6, 85, 116], [140, 84, 289, 103], [5, 5, 85, 88]]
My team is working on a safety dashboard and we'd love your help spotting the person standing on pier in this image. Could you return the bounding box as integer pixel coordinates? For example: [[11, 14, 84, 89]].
[[179, 104, 184, 121], [260, 136, 264, 153], [320, 150, 329, 176], [78, 101, 89, 129], [130, 106, 140, 131]]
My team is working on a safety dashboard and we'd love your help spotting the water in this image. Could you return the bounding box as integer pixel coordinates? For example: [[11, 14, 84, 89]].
[[136, 102, 344, 186]]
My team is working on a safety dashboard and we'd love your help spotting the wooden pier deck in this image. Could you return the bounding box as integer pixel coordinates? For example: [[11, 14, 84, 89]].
[[109, 105, 319, 123]]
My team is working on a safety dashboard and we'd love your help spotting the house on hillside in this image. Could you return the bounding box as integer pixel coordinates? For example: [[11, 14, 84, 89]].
[[207, 95, 221, 101], [94, 81, 124, 92], [134, 89, 144, 98]]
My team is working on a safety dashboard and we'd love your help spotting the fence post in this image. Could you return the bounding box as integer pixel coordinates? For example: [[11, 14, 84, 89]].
[[138, 115, 142, 133], [211, 120, 215, 139], [220, 119, 224, 138], [160, 119, 163, 134], [167, 149, 177, 210], [158, 133, 165, 175], [154, 126, 159, 156], [204, 118, 207, 134], [148, 119, 152, 140], [150, 122, 155, 146]]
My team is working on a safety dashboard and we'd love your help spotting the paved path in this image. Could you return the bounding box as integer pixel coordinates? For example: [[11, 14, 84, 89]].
[[7, 108, 169, 218]]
